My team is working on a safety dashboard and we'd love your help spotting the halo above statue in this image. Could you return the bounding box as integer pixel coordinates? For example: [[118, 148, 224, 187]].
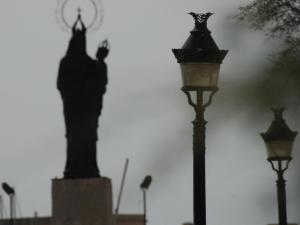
[[56, 0, 104, 33]]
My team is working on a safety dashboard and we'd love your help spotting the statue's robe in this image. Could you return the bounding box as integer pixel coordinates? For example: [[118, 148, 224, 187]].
[[57, 30, 107, 178]]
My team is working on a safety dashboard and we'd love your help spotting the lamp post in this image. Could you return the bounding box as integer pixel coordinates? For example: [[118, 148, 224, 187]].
[[261, 108, 297, 225], [140, 175, 152, 225], [172, 13, 227, 225], [2, 183, 15, 225]]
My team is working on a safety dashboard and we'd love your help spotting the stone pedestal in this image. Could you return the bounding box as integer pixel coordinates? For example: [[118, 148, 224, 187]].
[[268, 224, 298, 225], [52, 177, 113, 225]]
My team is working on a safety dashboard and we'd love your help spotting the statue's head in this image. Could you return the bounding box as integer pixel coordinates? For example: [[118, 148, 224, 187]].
[[96, 39, 110, 61], [66, 12, 87, 57]]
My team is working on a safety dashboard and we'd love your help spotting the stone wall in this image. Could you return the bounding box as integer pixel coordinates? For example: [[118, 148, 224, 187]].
[[0, 215, 143, 225]]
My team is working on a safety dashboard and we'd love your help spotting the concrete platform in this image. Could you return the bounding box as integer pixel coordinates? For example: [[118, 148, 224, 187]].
[[52, 177, 113, 225]]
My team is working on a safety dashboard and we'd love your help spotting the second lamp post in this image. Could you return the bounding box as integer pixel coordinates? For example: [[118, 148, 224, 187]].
[[172, 13, 227, 225], [261, 108, 297, 225]]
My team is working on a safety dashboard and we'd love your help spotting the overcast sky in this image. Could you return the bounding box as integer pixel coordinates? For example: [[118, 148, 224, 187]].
[[0, 1, 299, 225]]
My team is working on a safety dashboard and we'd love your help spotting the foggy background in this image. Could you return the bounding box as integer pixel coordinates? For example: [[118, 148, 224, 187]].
[[0, 1, 299, 225]]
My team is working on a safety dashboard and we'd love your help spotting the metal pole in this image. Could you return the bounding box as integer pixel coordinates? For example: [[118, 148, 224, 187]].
[[143, 189, 147, 225], [0, 195, 3, 219], [9, 194, 13, 225], [115, 158, 129, 215], [276, 161, 288, 225], [193, 91, 206, 225], [182, 88, 217, 225]]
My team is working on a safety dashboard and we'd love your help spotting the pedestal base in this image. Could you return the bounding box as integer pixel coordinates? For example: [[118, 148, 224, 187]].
[[52, 177, 113, 225], [268, 224, 298, 225]]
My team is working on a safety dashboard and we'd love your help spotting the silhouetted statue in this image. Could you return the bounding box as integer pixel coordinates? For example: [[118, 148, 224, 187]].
[[57, 12, 109, 179]]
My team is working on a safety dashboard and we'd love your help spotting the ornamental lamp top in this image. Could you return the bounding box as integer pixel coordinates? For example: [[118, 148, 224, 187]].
[[261, 108, 297, 143], [260, 108, 297, 161], [172, 12, 228, 64]]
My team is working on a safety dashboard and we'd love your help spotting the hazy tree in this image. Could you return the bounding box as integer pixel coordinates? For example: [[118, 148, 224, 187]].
[[236, 0, 300, 104]]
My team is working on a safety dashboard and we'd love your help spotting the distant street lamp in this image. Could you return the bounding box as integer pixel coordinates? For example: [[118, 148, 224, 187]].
[[261, 108, 297, 225], [172, 12, 227, 225], [2, 183, 15, 225], [140, 175, 152, 225]]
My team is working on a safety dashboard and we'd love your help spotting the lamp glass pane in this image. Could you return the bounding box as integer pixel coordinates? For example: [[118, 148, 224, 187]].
[[265, 141, 293, 159], [180, 63, 220, 88]]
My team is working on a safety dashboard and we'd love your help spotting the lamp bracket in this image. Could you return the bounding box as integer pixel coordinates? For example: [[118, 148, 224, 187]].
[[182, 88, 197, 109], [203, 88, 218, 109], [182, 87, 218, 113], [268, 159, 291, 176]]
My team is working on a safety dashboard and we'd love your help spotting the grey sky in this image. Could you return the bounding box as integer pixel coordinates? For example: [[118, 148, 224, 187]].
[[0, 1, 299, 225]]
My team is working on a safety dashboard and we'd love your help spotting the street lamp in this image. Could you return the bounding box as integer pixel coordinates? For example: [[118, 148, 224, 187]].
[[172, 12, 227, 225], [261, 108, 297, 225], [140, 175, 152, 225], [2, 183, 15, 225]]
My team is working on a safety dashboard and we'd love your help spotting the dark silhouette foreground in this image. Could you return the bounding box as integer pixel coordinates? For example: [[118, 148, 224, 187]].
[[57, 13, 109, 179]]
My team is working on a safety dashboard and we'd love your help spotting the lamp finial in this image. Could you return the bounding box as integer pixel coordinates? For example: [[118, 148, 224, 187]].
[[271, 107, 285, 120], [188, 12, 213, 31]]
